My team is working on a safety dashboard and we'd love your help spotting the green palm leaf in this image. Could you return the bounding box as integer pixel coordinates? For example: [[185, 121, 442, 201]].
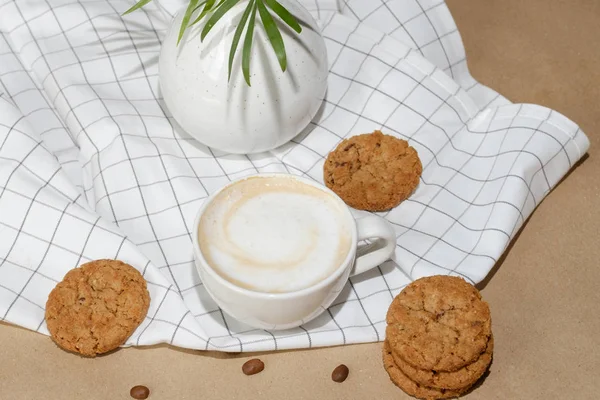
[[122, 0, 153, 15], [242, 1, 258, 86], [228, 0, 255, 81], [190, 0, 216, 26], [177, 0, 200, 45], [256, 0, 286, 72], [264, 0, 301, 33], [201, 0, 241, 41], [188, 0, 209, 25], [123, 0, 304, 87]]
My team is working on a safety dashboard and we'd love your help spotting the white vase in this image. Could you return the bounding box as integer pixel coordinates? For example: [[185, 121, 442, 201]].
[[158, 0, 329, 154]]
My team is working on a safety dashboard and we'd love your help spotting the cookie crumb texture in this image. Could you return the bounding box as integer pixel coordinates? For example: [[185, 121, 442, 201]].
[[323, 130, 422, 211], [45, 259, 150, 357], [392, 335, 494, 390], [386, 276, 492, 372], [383, 341, 468, 400]]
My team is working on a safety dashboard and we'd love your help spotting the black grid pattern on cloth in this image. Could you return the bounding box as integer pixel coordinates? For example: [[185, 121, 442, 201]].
[[0, 0, 589, 352], [336, 0, 510, 109]]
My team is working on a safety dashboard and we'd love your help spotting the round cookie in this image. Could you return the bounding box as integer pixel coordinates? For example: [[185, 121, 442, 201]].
[[386, 275, 492, 372], [323, 130, 422, 211], [382, 340, 470, 400], [45, 259, 150, 357], [392, 335, 494, 390]]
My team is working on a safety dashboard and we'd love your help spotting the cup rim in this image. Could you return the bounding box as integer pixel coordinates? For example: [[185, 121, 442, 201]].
[[191, 172, 358, 300]]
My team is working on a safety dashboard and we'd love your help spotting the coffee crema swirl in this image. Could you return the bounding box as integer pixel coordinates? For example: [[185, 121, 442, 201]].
[[198, 176, 352, 293]]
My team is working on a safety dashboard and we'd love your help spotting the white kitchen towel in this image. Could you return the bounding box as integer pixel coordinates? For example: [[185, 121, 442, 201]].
[[0, 0, 589, 352]]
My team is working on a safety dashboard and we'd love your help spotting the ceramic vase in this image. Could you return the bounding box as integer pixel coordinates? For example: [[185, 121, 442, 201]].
[[158, 0, 329, 154]]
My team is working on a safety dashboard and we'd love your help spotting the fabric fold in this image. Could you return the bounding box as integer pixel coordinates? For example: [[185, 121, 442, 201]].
[[0, 0, 589, 353]]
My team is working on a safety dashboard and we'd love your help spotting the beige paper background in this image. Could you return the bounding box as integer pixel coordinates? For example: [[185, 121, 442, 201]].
[[1, 0, 599, 398]]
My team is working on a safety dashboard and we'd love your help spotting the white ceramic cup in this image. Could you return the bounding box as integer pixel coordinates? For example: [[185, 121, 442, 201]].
[[192, 173, 397, 330]]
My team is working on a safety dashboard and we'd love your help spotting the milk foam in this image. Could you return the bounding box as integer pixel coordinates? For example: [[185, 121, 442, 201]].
[[198, 176, 353, 293]]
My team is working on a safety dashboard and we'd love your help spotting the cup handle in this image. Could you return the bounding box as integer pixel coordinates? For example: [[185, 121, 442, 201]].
[[350, 215, 397, 277]]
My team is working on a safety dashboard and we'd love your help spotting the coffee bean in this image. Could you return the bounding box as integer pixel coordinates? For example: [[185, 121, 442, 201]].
[[242, 358, 265, 375], [130, 385, 150, 399], [331, 364, 349, 383]]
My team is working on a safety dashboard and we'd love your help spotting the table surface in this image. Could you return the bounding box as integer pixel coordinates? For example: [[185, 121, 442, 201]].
[[2, 0, 599, 399]]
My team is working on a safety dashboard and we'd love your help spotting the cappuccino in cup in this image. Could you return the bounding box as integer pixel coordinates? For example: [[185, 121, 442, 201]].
[[192, 173, 397, 330], [197, 176, 353, 293]]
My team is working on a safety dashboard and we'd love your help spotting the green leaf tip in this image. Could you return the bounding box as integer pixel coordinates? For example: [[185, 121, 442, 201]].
[[122, 0, 153, 15], [228, 0, 255, 81], [257, 0, 286, 72], [177, 0, 200, 46], [242, 1, 258, 86]]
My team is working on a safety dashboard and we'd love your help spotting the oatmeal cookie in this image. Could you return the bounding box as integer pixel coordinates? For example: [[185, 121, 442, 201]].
[[45, 259, 150, 357], [383, 340, 470, 400], [386, 275, 492, 372], [392, 335, 493, 390], [323, 130, 422, 211]]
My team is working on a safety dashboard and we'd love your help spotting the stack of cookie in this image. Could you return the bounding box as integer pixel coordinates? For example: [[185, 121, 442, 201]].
[[383, 276, 493, 400]]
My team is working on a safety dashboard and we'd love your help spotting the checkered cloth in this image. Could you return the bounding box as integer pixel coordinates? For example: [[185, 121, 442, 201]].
[[0, 0, 589, 352]]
